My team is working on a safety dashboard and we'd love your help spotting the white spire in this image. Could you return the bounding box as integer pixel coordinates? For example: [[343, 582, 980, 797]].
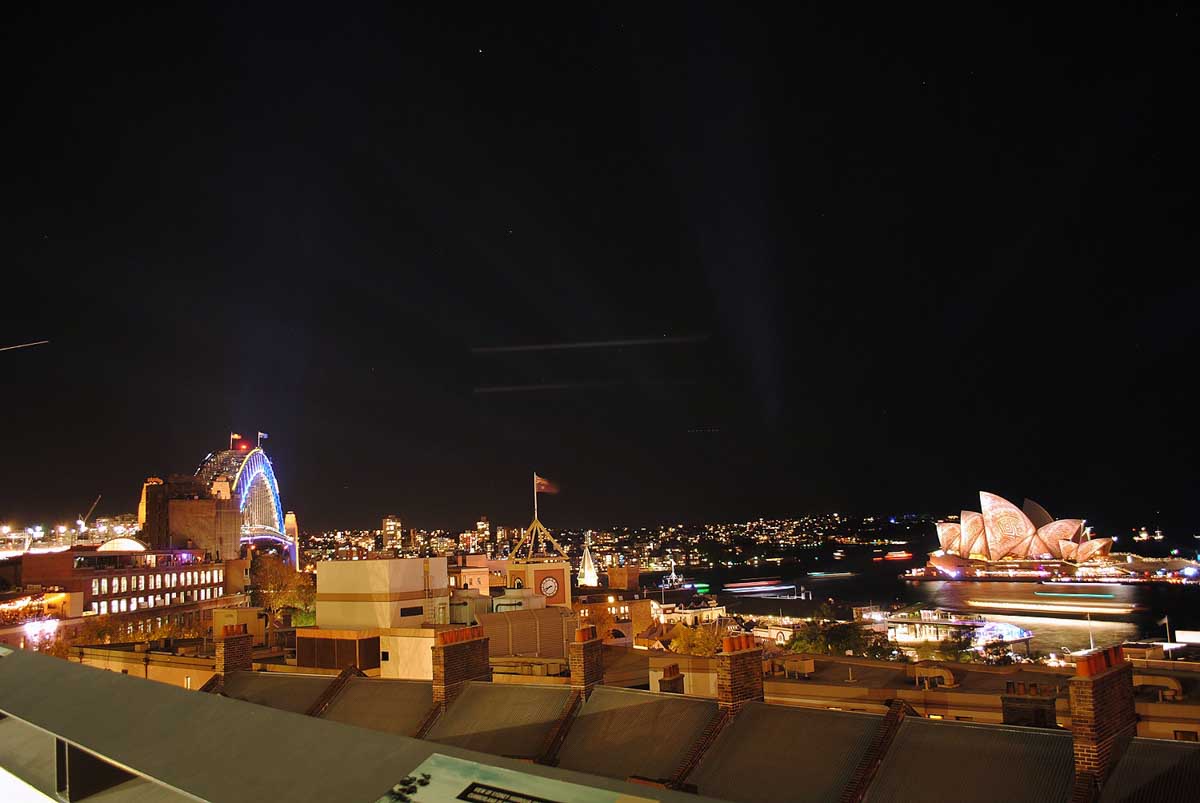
[[578, 544, 599, 587]]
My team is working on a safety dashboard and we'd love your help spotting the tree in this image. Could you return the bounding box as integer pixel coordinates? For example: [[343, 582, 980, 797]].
[[669, 624, 724, 657], [251, 554, 313, 620], [788, 620, 889, 659]]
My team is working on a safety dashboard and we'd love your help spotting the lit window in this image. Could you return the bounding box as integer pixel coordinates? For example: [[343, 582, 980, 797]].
[[130, 598, 137, 611], [169, 573, 177, 588], [90, 602, 98, 614], [120, 576, 127, 593], [101, 578, 109, 594], [138, 576, 145, 591], [155, 574, 161, 589], [91, 579, 98, 595], [100, 601, 108, 615]]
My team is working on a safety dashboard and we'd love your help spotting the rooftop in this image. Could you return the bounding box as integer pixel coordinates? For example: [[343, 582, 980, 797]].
[[557, 686, 718, 782]]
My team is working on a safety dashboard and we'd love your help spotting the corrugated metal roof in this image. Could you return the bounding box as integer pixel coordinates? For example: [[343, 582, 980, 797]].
[[0, 648, 715, 803], [425, 681, 572, 758], [1100, 737, 1200, 803], [688, 702, 881, 803], [320, 677, 433, 736], [220, 670, 333, 714], [557, 686, 718, 782], [868, 718, 1075, 803]]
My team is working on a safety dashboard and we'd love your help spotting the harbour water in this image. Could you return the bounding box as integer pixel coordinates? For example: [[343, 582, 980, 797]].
[[657, 548, 1199, 654]]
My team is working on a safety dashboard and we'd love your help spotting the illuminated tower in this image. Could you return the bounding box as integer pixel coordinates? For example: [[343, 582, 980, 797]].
[[285, 511, 300, 567], [578, 543, 599, 587]]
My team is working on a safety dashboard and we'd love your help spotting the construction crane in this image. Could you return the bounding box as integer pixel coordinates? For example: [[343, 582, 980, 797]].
[[77, 494, 102, 537]]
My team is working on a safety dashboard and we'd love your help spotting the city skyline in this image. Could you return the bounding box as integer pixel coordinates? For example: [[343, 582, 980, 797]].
[[4, 6, 1198, 534]]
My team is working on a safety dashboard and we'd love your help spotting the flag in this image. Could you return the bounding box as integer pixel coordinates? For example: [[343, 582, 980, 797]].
[[230, 433, 242, 440], [534, 474, 559, 494], [258, 431, 269, 440], [1159, 615, 1170, 625]]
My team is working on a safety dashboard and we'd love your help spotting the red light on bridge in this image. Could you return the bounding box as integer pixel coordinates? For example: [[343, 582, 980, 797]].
[[238, 442, 249, 450]]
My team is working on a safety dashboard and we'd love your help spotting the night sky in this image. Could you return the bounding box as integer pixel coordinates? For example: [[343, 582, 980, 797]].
[[3, 6, 1197, 535]]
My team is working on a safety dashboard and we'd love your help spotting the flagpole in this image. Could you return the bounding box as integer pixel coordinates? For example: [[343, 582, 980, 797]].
[[533, 471, 538, 521]]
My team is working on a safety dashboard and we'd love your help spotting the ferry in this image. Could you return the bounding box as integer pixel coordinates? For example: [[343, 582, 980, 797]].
[[873, 550, 914, 562], [721, 577, 798, 597]]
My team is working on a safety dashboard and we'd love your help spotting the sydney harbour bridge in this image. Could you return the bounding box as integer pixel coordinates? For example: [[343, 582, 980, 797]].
[[195, 445, 297, 568]]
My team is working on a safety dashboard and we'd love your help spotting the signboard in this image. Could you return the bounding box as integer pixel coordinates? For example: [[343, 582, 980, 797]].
[[376, 753, 657, 803]]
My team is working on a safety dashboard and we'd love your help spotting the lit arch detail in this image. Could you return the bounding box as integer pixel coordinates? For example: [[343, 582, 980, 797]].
[[196, 446, 293, 567], [230, 448, 285, 536]]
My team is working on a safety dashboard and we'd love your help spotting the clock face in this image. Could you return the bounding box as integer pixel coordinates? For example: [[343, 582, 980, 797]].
[[539, 576, 560, 598]]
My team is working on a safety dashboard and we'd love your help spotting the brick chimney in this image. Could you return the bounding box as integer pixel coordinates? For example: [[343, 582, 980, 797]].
[[570, 625, 604, 698], [717, 634, 764, 713], [432, 625, 491, 706], [1069, 646, 1136, 793], [1001, 679, 1060, 729], [215, 624, 253, 675], [658, 662, 685, 694]]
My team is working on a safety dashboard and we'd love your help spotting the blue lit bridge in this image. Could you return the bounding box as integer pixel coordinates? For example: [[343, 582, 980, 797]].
[[195, 446, 296, 567]]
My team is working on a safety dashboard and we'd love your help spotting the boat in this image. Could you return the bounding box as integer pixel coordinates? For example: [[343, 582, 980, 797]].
[[658, 560, 696, 590], [721, 577, 798, 596], [873, 550, 914, 562]]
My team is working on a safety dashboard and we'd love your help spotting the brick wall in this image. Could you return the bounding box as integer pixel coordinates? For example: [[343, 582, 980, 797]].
[[716, 634, 763, 713], [569, 625, 604, 697], [215, 626, 252, 675], [432, 625, 492, 705], [1070, 647, 1136, 785]]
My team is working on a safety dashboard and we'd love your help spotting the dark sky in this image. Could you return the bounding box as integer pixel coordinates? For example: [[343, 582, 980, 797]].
[[3, 6, 1197, 535]]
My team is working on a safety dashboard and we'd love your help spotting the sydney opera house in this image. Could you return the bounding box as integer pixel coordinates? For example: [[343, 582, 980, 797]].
[[928, 492, 1113, 577]]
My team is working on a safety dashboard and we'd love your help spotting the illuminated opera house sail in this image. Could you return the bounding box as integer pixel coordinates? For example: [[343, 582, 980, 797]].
[[934, 492, 1112, 565]]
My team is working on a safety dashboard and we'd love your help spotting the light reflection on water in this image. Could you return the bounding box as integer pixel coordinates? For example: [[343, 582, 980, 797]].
[[908, 580, 1142, 652], [686, 562, 1195, 654]]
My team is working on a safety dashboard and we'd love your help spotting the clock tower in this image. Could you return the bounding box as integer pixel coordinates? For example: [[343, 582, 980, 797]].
[[506, 517, 572, 607]]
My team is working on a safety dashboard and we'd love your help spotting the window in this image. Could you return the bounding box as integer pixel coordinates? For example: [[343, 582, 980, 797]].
[[138, 576, 145, 591], [100, 601, 108, 615], [400, 605, 423, 617], [90, 602, 98, 614], [130, 598, 137, 611], [91, 579, 98, 595], [185, 676, 192, 690], [956, 716, 974, 722], [120, 599, 128, 612], [381, 651, 390, 662], [1176, 731, 1199, 742], [101, 578, 108, 595], [120, 576, 128, 593]]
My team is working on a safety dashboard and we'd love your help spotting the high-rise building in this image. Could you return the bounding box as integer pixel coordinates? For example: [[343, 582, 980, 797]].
[[382, 514, 403, 548], [476, 516, 491, 553]]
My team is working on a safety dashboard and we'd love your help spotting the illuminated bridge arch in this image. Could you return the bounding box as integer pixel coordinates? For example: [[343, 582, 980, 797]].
[[196, 447, 293, 566]]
